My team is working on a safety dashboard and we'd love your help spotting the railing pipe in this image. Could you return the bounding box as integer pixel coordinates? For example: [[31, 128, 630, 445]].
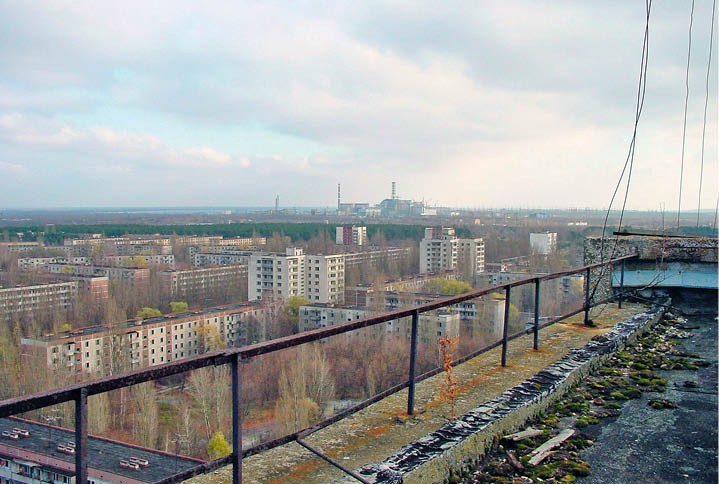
[[533, 278, 540, 350], [584, 266, 592, 325], [407, 310, 419, 415], [75, 388, 88, 484], [501, 286, 511, 366], [619, 259, 626, 309], [231, 354, 243, 484]]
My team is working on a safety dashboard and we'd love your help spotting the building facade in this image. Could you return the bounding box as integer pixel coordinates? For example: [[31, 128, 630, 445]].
[[21, 302, 274, 375], [419, 227, 485, 275], [335, 226, 367, 246], [0, 282, 78, 324], [529, 232, 558, 255]]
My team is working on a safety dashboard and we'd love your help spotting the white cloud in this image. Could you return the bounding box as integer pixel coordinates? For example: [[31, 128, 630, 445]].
[[0, 114, 250, 169], [0, 161, 28, 175]]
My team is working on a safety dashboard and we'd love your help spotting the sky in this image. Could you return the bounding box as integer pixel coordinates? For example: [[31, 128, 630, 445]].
[[0, 1, 716, 211]]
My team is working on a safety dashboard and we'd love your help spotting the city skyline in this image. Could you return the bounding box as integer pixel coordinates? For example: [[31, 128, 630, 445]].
[[0, 1, 716, 211]]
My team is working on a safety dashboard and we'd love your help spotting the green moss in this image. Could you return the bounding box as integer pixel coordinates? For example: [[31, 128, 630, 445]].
[[649, 399, 678, 409], [622, 387, 642, 399], [603, 401, 622, 409], [576, 416, 599, 427], [609, 391, 628, 400], [649, 378, 667, 386]]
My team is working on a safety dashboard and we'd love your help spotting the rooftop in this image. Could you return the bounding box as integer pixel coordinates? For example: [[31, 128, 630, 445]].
[[0, 417, 201, 483]]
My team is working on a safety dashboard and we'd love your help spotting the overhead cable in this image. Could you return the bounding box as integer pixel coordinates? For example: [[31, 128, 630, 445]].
[[697, 0, 716, 227], [678, 0, 695, 228]]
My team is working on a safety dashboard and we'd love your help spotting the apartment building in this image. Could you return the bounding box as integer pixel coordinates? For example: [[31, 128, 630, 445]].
[[17, 256, 90, 271], [248, 249, 345, 303], [345, 271, 458, 306], [365, 291, 478, 322], [305, 254, 345, 303], [0, 241, 41, 254], [160, 265, 248, 301], [299, 304, 372, 333], [41, 264, 149, 288], [342, 247, 411, 270], [101, 254, 175, 268], [192, 250, 252, 267], [458, 238, 485, 274], [420, 227, 458, 273], [248, 248, 306, 301], [0, 417, 200, 484], [21, 302, 274, 375], [0, 282, 78, 323], [419, 227, 485, 274], [335, 226, 367, 246], [63, 236, 171, 247], [298, 303, 459, 345], [36, 273, 110, 302], [530, 232, 558, 255]]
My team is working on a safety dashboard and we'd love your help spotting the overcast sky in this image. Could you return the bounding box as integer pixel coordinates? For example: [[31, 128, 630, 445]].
[[0, 1, 716, 211]]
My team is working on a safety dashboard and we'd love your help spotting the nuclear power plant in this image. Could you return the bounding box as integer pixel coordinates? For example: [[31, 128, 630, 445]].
[[336, 181, 438, 217]]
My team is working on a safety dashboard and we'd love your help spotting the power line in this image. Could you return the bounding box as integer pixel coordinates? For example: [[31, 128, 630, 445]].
[[592, 0, 652, 302], [697, 0, 716, 227], [677, 0, 695, 228]]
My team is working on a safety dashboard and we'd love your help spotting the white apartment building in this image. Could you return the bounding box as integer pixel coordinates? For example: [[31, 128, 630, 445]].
[[305, 254, 345, 303], [530, 232, 558, 255], [101, 254, 175, 268], [17, 257, 90, 271], [299, 304, 460, 345], [21, 302, 274, 375], [192, 250, 252, 267], [160, 264, 248, 300], [248, 248, 306, 301], [335, 226, 367, 246], [420, 227, 485, 275], [248, 249, 345, 304], [0, 282, 78, 323], [458, 238, 486, 274]]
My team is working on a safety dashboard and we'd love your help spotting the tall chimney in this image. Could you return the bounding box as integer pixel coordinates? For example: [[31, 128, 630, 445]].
[[338, 183, 341, 210], [392, 181, 397, 199]]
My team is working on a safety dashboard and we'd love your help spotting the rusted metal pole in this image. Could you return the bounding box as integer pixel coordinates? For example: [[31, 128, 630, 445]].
[[75, 388, 88, 484], [501, 286, 511, 366], [231, 355, 243, 484], [533, 279, 540, 350], [618, 260, 626, 309], [407, 310, 419, 415], [584, 267, 591, 325]]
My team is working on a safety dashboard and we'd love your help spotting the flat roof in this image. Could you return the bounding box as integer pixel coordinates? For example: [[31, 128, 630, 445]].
[[0, 417, 201, 483]]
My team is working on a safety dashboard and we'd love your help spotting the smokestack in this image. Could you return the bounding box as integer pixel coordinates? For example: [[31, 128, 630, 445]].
[[275, 195, 279, 211], [392, 181, 397, 199], [338, 183, 341, 210]]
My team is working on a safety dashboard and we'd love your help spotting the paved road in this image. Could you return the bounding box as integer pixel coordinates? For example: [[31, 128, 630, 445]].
[[580, 300, 718, 484]]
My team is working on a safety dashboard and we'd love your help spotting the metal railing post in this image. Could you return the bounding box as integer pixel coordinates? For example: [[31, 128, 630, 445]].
[[618, 260, 625, 309], [584, 267, 591, 325], [231, 354, 243, 484], [75, 388, 88, 484], [407, 310, 419, 415], [533, 279, 540, 350], [501, 286, 511, 366]]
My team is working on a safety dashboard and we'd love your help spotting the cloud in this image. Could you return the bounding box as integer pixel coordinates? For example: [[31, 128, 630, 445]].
[[0, 114, 249, 169], [0, 161, 28, 175], [0, 1, 715, 208]]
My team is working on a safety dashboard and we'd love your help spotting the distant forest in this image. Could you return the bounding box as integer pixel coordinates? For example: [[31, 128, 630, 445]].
[[6, 223, 473, 245]]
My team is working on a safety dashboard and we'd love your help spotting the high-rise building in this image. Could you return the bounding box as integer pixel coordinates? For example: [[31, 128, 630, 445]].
[[335, 226, 368, 246], [248, 249, 345, 304], [419, 227, 485, 275], [420, 227, 458, 273], [530, 232, 558, 255]]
